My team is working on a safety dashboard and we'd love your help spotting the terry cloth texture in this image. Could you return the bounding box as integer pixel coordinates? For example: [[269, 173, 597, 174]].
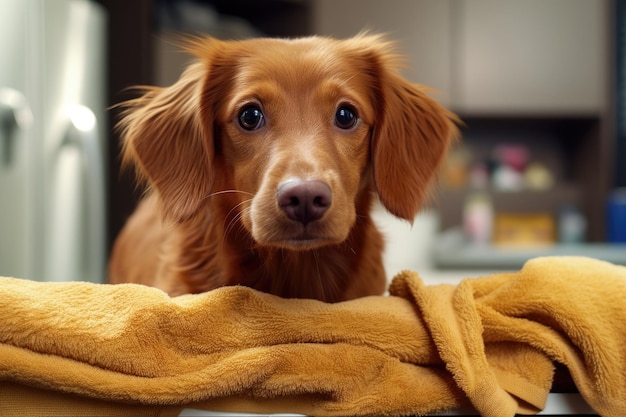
[[0, 256, 625, 416]]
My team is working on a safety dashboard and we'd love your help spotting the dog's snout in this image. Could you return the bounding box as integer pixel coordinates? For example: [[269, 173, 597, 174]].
[[277, 180, 332, 225]]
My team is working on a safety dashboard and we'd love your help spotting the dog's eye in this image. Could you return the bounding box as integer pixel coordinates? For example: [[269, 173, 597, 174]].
[[238, 106, 265, 130], [335, 106, 358, 129]]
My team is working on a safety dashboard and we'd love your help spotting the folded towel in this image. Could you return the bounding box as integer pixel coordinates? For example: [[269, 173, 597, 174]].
[[0, 256, 624, 416]]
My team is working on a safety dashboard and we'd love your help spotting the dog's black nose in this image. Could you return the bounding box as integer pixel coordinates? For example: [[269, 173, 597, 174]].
[[277, 180, 332, 225]]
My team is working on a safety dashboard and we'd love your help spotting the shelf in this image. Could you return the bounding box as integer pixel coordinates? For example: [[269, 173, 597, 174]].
[[433, 185, 583, 235], [435, 185, 582, 212], [434, 111, 609, 241], [433, 229, 626, 270]]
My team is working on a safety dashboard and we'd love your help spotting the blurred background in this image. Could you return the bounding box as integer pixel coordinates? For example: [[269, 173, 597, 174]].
[[1, 0, 625, 284]]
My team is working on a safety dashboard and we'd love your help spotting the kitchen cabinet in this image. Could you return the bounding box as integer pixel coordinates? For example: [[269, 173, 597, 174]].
[[448, 0, 611, 240], [314, 0, 608, 114], [453, 0, 607, 115]]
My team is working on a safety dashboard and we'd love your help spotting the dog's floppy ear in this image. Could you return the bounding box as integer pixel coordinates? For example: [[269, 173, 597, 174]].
[[370, 46, 459, 222], [119, 53, 219, 222]]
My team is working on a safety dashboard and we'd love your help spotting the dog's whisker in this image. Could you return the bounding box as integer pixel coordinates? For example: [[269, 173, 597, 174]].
[[223, 204, 251, 244], [311, 250, 326, 301], [224, 198, 253, 221], [223, 212, 239, 238], [203, 189, 255, 201]]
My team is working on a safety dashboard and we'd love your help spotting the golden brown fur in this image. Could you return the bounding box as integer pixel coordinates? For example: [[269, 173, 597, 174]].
[[109, 35, 458, 302]]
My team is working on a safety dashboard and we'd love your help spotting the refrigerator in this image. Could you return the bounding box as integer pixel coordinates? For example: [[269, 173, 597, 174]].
[[0, 0, 106, 283]]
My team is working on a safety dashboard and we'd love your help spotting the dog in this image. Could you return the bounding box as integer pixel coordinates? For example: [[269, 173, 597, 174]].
[[108, 34, 458, 302]]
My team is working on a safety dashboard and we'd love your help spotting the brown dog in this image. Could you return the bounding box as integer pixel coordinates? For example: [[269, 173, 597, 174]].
[[109, 34, 458, 301]]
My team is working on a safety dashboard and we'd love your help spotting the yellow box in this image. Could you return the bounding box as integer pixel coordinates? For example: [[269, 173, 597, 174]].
[[493, 213, 556, 247]]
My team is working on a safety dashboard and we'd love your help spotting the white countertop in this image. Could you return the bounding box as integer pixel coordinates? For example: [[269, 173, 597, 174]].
[[181, 393, 596, 416]]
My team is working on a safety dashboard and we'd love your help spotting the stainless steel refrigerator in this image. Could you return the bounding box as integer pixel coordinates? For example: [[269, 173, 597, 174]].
[[0, 0, 106, 283]]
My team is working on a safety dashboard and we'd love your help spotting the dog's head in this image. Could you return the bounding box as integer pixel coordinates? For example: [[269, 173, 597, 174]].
[[120, 35, 458, 249]]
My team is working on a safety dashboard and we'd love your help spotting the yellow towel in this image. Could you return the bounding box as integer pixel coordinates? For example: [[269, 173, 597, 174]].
[[0, 256, 625, 416]]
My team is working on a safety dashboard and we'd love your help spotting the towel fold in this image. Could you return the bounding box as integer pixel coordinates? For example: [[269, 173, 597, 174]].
[[0, 256, 625, 416]]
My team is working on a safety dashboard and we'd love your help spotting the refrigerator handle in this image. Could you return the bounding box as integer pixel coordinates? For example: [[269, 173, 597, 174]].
[[47, 105, 105, 282], [0, 88, 32, 166]]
